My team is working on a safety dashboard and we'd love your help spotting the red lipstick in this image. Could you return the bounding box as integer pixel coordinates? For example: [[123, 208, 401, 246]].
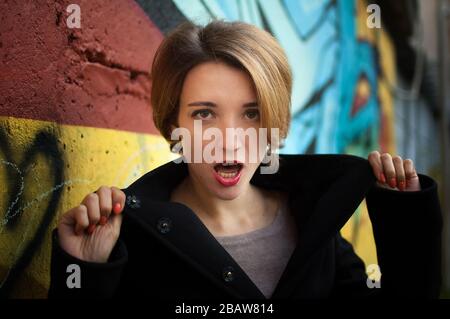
[[212, 162, 243, 187]]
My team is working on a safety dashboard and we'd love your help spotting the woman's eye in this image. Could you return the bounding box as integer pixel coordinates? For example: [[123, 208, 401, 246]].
[[244, 110, 260, 120], [192, 109, 213, 120]]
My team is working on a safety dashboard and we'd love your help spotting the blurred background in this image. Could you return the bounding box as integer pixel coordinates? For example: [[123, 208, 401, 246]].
[[0, 0, 449, 298]]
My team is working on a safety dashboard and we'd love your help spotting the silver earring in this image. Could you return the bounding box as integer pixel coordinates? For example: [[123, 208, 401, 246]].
[[262, 143, 272, 165]]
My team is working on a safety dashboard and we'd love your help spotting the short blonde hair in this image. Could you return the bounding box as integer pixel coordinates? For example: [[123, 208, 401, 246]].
[[151, 20, 292, 147]]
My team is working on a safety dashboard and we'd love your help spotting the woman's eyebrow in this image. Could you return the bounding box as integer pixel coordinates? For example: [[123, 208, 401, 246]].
[[187, 101, 258, 107], [187, 101, 217, 107], [243, 102, 258, 108]]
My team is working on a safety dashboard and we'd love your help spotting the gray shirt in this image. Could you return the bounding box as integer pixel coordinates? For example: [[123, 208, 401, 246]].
[[215, 198, 298, 298]]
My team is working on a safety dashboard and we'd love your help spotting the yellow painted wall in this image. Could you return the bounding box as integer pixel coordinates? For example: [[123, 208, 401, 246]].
[[0, 116, 175, 297]]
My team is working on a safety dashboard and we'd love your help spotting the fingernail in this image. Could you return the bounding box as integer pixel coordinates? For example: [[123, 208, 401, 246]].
[[87, 224, 96, 234], [100, 216, 108, 225], [398, 180, 405, 191], [389, 177, 397, 188], [113, 203, 122, 215], [379, 172, 386, 183]]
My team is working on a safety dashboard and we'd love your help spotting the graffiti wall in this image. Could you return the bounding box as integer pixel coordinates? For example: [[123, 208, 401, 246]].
[[0, 0, 398, 297], [0, 0, 176, 298]]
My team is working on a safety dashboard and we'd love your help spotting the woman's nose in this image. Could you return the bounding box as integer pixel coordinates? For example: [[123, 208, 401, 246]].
[[217, 118, 245, 154]]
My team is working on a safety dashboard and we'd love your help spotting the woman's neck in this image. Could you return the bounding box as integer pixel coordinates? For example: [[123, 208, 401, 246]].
[[171, 175, 280, 236]]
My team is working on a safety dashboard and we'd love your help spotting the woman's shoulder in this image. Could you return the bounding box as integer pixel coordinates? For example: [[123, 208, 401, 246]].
[[120, 159, 189, 203], [278, 153, 369, 169]]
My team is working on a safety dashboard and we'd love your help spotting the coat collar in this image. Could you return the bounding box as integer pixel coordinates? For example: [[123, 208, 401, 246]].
[[122, 153, 377, 299]]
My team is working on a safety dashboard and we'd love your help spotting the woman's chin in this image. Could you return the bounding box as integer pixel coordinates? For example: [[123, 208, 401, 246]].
[[210, 183, 243, 200]]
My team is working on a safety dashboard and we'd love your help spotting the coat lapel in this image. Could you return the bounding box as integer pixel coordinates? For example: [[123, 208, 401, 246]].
[[268, 154, 377, 298], [121, 153, 377, 299], [122, 158, 266, 298]]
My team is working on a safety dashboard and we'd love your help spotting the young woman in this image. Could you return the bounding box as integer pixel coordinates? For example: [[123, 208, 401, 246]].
[[48, 20, 442, 299]]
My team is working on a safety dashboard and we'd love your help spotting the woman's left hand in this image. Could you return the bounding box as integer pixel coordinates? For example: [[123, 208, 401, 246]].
[[368, 151, 421, 191]]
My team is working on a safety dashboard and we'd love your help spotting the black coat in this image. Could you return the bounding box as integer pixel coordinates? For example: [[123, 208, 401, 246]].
[[48, 154, 442, 299]]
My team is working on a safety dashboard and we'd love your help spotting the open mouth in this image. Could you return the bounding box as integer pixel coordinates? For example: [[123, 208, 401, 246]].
[[213, 162, 243, 179]]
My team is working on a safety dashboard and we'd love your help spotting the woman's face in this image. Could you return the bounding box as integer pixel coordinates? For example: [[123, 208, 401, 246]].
[[175, 61, 267, 200]]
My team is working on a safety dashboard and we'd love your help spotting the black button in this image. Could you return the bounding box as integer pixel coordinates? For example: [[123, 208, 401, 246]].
[[126, 195, 141, 209], [222, 266, 234, 282], [157, 217, 172, 234]]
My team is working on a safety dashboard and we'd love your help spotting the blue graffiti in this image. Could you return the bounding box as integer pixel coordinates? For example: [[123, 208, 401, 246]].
[[173, 0, 381, 154]]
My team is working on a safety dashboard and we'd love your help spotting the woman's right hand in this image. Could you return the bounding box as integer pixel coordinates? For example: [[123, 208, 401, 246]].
[[57, 186, 126, 263]]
